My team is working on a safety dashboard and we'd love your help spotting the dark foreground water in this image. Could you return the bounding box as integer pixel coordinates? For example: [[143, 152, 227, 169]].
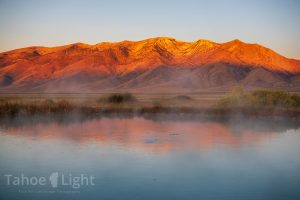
[[0, 116, 299, 200]]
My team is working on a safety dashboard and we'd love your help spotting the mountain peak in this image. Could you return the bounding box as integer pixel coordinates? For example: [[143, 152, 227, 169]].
[[67, 42, 90, 49], [193, 39, 217, 47], [151, 36, 177, 41], [149, 37, 178, 45], [229, 39, 243, 43]]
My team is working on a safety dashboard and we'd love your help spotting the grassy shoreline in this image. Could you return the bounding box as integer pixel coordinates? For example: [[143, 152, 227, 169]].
[[1, 90, 300, 121]]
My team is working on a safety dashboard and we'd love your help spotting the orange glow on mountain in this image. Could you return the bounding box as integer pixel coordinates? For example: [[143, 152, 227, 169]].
[[0, 37, 299, 91]]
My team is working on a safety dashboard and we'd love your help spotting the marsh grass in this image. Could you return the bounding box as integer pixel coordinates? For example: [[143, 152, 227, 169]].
[[0, 99, 76, 117], [0, 90, 299, 119], [218, 87, 300, 109]]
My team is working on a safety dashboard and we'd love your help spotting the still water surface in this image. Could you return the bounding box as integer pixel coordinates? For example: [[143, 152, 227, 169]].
[[0, 116, 299, 199]]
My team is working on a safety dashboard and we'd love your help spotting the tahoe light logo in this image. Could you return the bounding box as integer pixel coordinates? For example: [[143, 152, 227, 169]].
[[4, 172, 95, 189]]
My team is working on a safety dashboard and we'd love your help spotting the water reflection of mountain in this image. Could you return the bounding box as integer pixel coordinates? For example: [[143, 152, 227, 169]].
[[1, 117, 298, 154]]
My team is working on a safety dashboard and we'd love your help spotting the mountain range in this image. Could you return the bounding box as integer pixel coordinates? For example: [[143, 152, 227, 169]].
[[1, 37, 300, 93]]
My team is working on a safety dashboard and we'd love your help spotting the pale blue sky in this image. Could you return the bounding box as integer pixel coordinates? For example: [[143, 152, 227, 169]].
[[0, 0, 299, 58]]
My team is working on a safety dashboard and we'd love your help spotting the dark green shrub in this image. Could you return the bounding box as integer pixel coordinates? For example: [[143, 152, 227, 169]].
[[106, 93, 136, 104]]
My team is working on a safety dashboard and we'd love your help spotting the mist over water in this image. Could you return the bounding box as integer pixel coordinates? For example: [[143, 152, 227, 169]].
[[0, 116, 299, 200]]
